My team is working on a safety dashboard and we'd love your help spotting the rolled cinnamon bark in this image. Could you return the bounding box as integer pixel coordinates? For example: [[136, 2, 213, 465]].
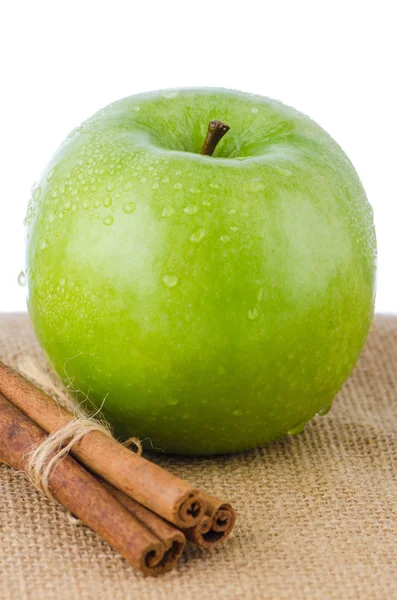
[[102, 480, 185, 564], [0, 361, 205, 528], [185, 494, 237, 548], [0, 393, 181, 576]]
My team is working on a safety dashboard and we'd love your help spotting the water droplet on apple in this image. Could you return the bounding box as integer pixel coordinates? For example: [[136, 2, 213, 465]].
[[230, 226, 239, 232], [32, 185, 42, 201], [174, 182, 183, 190], [162, 274, 179, 288], [131, 105, 140, 111], [123, 201, 136, 214], [257, 287, 264, 301], [124, 182, 133, 192], [248, 308, 258, 320], [220, 235, 231, 243], [59, 277, 67, 287], [103, 215, 114, 226], [48, 213, 55, 223], [162, 176, 170, 183], [162, 206, 174, 218], [184, 205, 198, 215], [202, 200, 212, 207], [83, 199, 90, 210], [317, 404, 332, 417], [103, 196, 113, 207], [189, 229, 206, 243], [288, 420, 307, 435], [17, 271, 26, 287], [233, 409, 243, 416], [105, 182, 114, 192], [46, 166, 57, 182], [228, 209, 236, 215], [251, 107, 258, 113], [245, 178, 265, 192], [152, 182, 159, 190], [40, 239, 47, 250], [161, 90, 179, 98], [167, 398, 180, 406], [94, 198, 101, 208]]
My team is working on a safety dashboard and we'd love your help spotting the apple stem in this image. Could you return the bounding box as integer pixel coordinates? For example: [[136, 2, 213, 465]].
[[200, 120, 230, 156]]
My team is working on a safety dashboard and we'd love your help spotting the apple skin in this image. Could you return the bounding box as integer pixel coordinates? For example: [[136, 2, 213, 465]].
[[25, 88, 376, 455]]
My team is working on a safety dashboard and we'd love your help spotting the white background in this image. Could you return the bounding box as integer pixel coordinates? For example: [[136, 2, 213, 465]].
[[0, 0, 395, 313]]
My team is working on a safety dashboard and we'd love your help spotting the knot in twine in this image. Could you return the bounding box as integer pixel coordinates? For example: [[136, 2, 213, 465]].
[[17, 356, 142, 506], [26, 418, 113, 502]]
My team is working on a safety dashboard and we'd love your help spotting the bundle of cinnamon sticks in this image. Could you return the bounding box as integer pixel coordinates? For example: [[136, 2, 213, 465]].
[[0, 361, 236, 576]]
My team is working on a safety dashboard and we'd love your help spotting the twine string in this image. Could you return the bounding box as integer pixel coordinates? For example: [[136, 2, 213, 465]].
[[26, 417, 113, 502], [17, 355, 142, 506]]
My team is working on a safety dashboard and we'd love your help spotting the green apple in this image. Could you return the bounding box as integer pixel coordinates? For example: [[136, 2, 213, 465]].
[[24, 88, 376, 455]]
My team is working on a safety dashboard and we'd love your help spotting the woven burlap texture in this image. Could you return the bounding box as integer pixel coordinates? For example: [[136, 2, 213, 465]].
[[0, 313, 396, 600]]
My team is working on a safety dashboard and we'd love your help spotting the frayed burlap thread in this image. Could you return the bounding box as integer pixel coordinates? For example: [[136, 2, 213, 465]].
[[1, 313, 397, 600], [17, 355, 82, 416]]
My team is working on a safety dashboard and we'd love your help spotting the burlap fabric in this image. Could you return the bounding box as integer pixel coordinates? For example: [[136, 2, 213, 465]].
[[0, 313, 396, 600]]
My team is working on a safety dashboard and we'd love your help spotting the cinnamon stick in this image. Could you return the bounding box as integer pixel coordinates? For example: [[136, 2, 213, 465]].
[[0, 361, 205, 528], [0, 393, 182, 575], [186, 494, 237, 548], [102, 480, 185, 561]]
